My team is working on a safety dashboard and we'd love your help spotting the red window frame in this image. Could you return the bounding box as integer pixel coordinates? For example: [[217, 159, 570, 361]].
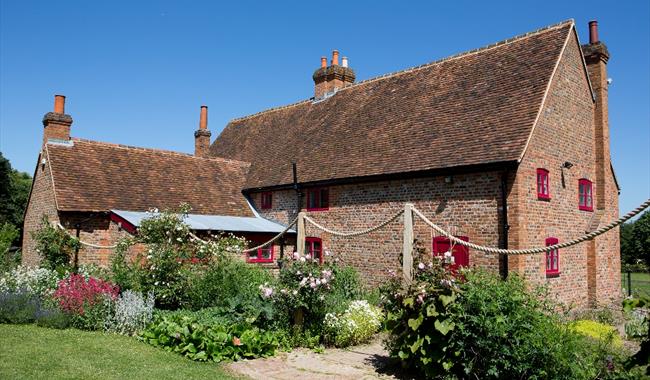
[[578, 179, 593, 211], [260, 192, 272, 210], [246, 242, 274, 263], [306, 187, 329, 211], [545, 237, 560, 277], [432, 236, 470, 270], [536, 168, 550, 200], [305, 237, 323, 263]]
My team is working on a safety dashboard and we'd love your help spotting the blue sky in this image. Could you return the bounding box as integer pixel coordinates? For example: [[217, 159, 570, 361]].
[[1, 0, 648, 213]]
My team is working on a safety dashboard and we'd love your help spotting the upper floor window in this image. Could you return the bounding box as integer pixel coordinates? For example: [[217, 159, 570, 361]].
[[545, 237, 560, 277], [260, 192, 272, 210], [306, 187, 329, 211], [536, 168, 550, 200], [305, 237, 323, 263], [578, 179, 593, 211]]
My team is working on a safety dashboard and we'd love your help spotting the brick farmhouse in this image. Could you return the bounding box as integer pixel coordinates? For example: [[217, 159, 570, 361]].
[[22, 20, 620, 308]]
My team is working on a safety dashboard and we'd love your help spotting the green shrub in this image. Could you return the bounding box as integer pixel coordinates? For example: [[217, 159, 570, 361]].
[[184, 258, 274, 312], [35, 307, 70, 329], [141, 312, 284, 362], [32, 216, 80, 272], [0, 223, 20, 272], [570, 319, 623, 347], [384, 259, 623, 379], [324, 300, 383, 347], [0, 291, 42, 324], [110, 205, 248, 310]]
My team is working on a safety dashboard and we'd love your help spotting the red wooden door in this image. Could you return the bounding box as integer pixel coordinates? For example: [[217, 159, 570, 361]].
[[432, 236, 469, 270]]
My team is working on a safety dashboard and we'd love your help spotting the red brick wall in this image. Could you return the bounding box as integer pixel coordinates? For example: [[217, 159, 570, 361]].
[[22, 152, 59, 267], [252, 171, 506, 287], [508, 31, 619, 308]]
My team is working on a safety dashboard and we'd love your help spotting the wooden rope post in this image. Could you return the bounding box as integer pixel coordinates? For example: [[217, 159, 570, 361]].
[[296, 211, 306, 255], [402, 203, 414, 284]]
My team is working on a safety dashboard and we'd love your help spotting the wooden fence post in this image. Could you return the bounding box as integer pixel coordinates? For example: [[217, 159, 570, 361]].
[[402, 203, 414, 284], [297, 211, 306, 255]]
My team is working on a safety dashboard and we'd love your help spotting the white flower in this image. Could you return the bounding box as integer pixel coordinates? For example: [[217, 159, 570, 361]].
[[292, 252, 300, 260], [418, 262, 425, 270], [443, 251, 452, 258], [299, 257, 306, 262], [292, 290, 298, 296]]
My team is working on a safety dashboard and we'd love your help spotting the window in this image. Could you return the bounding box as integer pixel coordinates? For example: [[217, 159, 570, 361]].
[[578, 179, 593, 211], [432, 236, 470, 270], [536, 168, 550, 200], [305, 237, 323, 263], [306, 187, 329, 211], [260, 192, 272, 210], [247, 242, 274, 263], [545, 237, 560, 277]]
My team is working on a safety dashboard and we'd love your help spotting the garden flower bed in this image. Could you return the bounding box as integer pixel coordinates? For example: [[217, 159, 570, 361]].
[[1, 206, 647, 379]]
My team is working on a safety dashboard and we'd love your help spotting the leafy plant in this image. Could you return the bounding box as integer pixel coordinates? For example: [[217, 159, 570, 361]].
[[383, 258, 626, 379], [0, 223, 20, 272], [0, 265, 60, 297], [0, 290, 42, 323], [32, 216, 80, 272], [110, 205, 248, 309], [106, 290, 155, 335], [324, 300, 383, 347], [570, 319, 623, 347], [52, 274, 119, 330], [141, 313, 284, 362], [623, 296, 650, 375]]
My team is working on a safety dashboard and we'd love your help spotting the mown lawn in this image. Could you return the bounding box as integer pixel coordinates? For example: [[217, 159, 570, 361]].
[[0, 324, 241, 380], [621, 272, 650, 297]]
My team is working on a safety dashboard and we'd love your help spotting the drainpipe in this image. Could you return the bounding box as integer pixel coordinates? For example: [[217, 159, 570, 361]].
[[500, 171, 509, 279]]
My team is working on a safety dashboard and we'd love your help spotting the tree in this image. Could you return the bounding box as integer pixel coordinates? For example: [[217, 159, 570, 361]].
[[0, 151, 33, 245], [631, 211, 650, 269], [620, 221, 636, 265]]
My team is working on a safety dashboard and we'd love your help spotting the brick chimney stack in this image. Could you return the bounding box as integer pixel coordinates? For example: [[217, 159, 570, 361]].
[[312, 50, 356, 99], [581, 20, 611, 210], [194, 105, 211, 157], [42, 94, 73, 145]]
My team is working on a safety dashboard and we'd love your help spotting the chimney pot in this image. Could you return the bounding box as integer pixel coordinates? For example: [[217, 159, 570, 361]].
[[331, 50, 339, 66], [199, 105, 208, 130], [588, 20, 599, 44], [320, 56, 327, 68], [341, 57, 348, 68], [54, 95, 66, 114]]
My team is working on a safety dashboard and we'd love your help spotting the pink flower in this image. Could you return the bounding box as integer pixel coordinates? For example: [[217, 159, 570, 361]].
[[232, 337, 242, 346], [292, 252, 300, 260]]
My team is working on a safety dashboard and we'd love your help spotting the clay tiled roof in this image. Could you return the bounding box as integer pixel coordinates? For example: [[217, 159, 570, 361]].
[[210, 21, 574, 189], [45, 139, 254, 216]]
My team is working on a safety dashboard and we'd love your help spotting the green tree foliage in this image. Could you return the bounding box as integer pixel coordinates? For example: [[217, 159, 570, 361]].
[[0, 152, 32, 228], [632, 211, 650, 269], [621, 210, 650, 269]]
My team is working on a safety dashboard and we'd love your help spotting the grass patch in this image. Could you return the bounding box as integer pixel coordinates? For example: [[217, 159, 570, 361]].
[[0, 324, 241, 380], [621, 272, 650, 297]]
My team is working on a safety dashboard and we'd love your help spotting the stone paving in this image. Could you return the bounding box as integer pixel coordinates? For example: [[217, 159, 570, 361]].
[[226, 338, 413, 380]]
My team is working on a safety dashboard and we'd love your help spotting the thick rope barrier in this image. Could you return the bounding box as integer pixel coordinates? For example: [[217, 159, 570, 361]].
[[304, 209, 404, 237], [189, 215, 299, 253], [411, 198, 650, 255], [54, 222, 118, 249]]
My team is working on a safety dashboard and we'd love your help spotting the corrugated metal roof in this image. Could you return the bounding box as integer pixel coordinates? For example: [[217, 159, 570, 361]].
[[111, 209, 294, 234]]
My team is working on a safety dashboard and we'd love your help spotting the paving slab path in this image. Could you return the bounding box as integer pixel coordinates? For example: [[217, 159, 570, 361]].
[[226, 338, 413, 380]]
